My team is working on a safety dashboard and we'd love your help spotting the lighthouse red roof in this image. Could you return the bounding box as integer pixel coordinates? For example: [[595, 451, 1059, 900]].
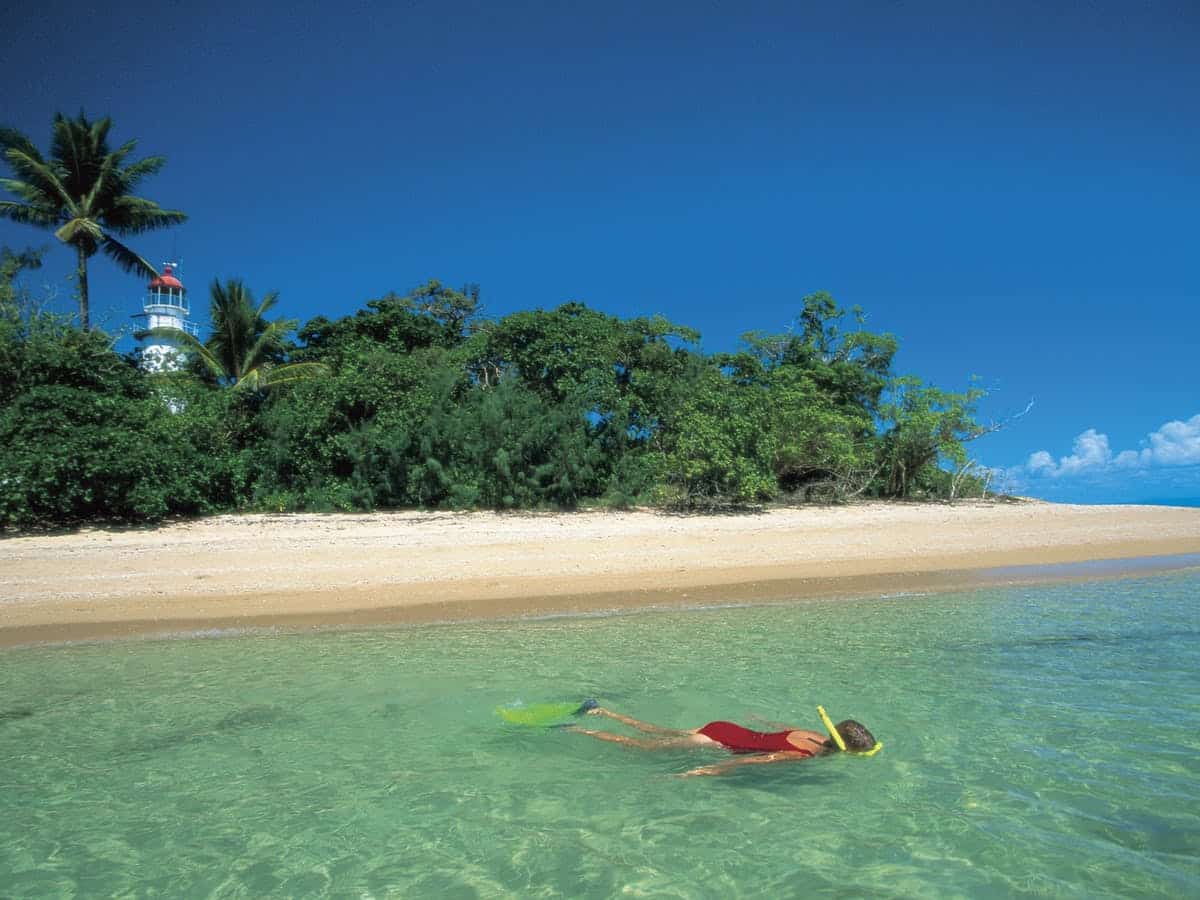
[[149, 263, 184, 290]]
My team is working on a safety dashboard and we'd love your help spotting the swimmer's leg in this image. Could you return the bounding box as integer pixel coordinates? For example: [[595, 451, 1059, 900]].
[[588, 707, 694, 737], [571, 728, 709, 751]]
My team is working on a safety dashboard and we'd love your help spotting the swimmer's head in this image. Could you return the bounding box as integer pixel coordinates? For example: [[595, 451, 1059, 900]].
[[824, 719, 875, 752]]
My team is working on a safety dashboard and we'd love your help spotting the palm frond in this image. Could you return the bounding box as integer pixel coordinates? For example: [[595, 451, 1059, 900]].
[[53, 113, 114, 195], [142, 324, 205, 354], [231, 362, 329, 391], [80, 150, 120, 216], [105, 195, 188, 233], [250, 289, 279, 320], [234, 369, 262, 391], [52, 113, 88, 197], [143, 326, 226, 380], [118, 154, 166, 189], [259, 362, 330, 388], [90, 115, 113, 146], [0, 176, 60, 210], [242, 317, 297, 374], [0, 127, 40, 157], [3, 148, 76, 212], [100, 234, 157, 276], [0, 199, 58, 227], [108, 137, 136, 167]]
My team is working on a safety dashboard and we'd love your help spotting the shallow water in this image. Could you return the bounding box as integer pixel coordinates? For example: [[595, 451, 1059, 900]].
[[2, 571, 1198, 898]]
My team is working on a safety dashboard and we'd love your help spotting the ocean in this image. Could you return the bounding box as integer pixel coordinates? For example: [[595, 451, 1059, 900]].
[[2, 569, 1198, 897]]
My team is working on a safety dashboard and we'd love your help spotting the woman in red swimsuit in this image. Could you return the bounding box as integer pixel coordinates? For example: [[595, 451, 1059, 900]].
[[572, 705, 876, 776]]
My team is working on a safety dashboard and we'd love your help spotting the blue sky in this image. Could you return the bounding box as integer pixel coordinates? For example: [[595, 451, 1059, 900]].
[[3, 0, 1197, 503]]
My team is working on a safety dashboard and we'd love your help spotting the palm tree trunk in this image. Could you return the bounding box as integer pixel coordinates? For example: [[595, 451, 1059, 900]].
[[75, 243, 90, 330]]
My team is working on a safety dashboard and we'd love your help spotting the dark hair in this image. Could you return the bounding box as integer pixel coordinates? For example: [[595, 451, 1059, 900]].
[[825, 719, 876, 752]]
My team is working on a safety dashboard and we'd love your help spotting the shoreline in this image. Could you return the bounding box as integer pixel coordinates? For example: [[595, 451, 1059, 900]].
[[5, 551, 1200, 649], [3, 501, 1200, 648]]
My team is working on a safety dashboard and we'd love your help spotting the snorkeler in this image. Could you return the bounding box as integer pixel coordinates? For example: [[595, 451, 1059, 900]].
[[571, 704, 879, 776]]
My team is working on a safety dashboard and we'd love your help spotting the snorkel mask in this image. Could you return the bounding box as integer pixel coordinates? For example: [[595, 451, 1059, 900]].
[[817, 705, 883, 757]]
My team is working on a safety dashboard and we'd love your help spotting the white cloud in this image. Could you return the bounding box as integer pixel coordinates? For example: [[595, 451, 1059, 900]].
[[1026, 450, 1055, 474], [1026, 428, 1111, 477], [1060, 429, 1112, 475], [1114, 449, 1144, 468], [1144, 414, 1200, 466], [1025, 414, 1200, 479]]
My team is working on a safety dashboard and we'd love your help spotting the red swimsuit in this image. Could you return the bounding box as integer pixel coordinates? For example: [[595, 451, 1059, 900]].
[[697, 721, 815, 755]]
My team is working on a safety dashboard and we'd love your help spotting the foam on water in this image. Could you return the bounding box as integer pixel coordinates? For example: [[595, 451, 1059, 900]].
[[2, 571, 1198, 897]]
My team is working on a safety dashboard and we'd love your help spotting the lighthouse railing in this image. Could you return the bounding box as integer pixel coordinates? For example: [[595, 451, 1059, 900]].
[[132, 311, 200, 336], [143, 293, 191, 315]]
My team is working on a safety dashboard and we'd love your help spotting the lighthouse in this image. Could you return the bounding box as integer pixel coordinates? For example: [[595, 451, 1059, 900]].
[[135, 262, 198, 371]]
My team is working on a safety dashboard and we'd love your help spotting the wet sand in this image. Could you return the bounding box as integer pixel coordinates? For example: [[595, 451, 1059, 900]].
[[3, 501, 1199, 646]]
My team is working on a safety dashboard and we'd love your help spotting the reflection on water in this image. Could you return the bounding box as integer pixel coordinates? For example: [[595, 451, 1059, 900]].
[[980, 551, 1200, 579], [2, 571, 1198, 897]]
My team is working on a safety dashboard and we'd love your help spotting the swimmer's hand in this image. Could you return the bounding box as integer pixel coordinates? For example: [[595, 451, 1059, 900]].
[[681, 765, 720, 777]]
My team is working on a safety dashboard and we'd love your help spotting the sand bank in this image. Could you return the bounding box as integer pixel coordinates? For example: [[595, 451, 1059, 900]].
[[2, 501, 1199, 646]]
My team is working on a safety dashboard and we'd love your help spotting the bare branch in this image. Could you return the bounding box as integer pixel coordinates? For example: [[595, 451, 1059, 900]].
[[964, 397, 1035, 443]]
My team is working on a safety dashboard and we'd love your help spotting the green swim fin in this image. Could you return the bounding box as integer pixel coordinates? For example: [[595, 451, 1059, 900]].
[[496, 699, 596, 727]]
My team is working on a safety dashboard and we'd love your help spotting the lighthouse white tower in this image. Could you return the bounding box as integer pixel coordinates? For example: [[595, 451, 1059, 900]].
[[135, 262, 199, 372]]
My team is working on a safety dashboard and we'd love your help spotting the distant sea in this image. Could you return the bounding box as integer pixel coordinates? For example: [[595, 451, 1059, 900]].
[[1032, 495, 1200, 508]]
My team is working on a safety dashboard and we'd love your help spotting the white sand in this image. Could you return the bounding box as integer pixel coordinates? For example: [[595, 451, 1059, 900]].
[[2, 500, 1199, 645]]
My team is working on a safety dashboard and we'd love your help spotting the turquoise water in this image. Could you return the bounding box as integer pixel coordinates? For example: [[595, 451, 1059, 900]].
[[2, 571, 1199, 898]]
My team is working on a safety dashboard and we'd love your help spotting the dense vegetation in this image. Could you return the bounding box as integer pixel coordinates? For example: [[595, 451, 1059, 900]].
[[1, 248, 994, 531]]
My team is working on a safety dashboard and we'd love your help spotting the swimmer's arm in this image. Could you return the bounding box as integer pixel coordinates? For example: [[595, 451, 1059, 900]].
[[681, 752, 809, 777]]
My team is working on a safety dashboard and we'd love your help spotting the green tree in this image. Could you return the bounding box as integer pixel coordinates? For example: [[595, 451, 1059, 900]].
[[877, 376, 986, 498], [0, 113, 186, 329], [1, 308, 145, 408], [741, 292, 897, 416], [731, 293, 900, 500], [766, 366, 878, 500], [292, 279, 481, 367], [663, 367, 778, 506], [0, 318, 235, 529], [461, 376, 605, 509], [149, 278, 326, 389], [480, 303, 699, 442]]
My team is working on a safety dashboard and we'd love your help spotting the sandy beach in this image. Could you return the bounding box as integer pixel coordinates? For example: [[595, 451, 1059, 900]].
[[2, 500, 1199, 646]]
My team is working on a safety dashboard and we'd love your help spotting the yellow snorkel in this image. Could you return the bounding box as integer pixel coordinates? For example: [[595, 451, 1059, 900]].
[[817, 705, 883, 757]]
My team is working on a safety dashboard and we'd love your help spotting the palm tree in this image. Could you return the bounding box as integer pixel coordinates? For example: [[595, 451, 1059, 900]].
[[0, 112, 186, 329], [149, 277, 326, 390]]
